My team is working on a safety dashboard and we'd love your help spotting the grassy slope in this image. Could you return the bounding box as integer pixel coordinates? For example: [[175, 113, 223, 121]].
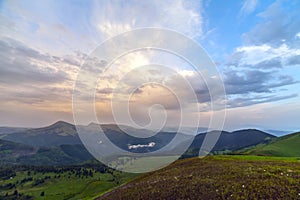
[[247, 132, 300, 157], [97, 155, 300, 200], [0, 138, 95, 166], [0, 169, 138, 200]]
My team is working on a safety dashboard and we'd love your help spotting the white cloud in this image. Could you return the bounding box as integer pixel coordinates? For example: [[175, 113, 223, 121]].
[[91, 0, 203, 39], [128, 142, 155, 149], [239, 0, 258, 16], [224, 0, 300, 115], [242, 0, 300, 46], [229, 43, 300, 68]]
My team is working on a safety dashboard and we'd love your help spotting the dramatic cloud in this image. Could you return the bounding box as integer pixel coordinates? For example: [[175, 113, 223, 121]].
[[222, 0, 300, 109], [0, 39, 70, 85], [0, 0, 299, 130], [224, 70, 297, 95], [0, 37, 81, 113], [227, 44, 300, 69]]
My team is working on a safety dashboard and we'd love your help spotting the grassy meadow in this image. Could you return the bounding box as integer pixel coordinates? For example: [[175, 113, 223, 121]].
[[1, 156, 299, 199], [98, 155, 300, 200], [0, 165, 138, 200]]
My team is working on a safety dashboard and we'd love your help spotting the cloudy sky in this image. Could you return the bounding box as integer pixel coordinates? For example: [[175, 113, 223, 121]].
[[0, 0, 300, 131]]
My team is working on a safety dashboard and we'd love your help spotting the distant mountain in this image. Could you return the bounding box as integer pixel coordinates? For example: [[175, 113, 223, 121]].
[[99, 124, 186, 153], [0, 120, 298, 168], [246, 131, 300, 157], [1, 122, 186, 151], [218, 129, 275, 150], [2, 121, 275, 157], [16, 144, 94, 166], [264, 129, 293, 136], [0, 139, 37, 165], [56, 123, 276, 155], [0, 138, 94, 166], [182, 129, 275, 157], [161, 126, 208, 134], [2, 121, 81, 147], [0, 127, 28, 135]]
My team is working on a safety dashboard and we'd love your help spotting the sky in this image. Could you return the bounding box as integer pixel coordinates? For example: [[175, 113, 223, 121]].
[[0, 0, 300, 131]]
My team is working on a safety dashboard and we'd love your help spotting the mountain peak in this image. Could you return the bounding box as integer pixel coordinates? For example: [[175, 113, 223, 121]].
[[231, 129, 276, 138], [51, 120, 74, 127]]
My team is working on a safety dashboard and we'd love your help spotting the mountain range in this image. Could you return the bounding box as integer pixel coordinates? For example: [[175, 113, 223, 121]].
[[0, 121, 298, 166]]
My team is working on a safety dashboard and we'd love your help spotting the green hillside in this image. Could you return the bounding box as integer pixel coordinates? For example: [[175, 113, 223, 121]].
[[97, 156, 300, 200], [0, 164, 138, 200], [246, 132, 300, 157], [0, 139, 95, 166]]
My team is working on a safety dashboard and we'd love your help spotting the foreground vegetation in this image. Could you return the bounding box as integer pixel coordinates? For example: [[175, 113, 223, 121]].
[[0, 163, 138, 200], [98, 155, 300, 200], [1, 155, 299, 199]]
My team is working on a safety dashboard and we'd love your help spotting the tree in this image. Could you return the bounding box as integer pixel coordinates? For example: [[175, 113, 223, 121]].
[[13, 190, 18, 196]]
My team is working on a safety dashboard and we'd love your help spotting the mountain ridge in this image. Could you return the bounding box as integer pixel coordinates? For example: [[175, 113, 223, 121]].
[[0, 121, 298, 166]]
